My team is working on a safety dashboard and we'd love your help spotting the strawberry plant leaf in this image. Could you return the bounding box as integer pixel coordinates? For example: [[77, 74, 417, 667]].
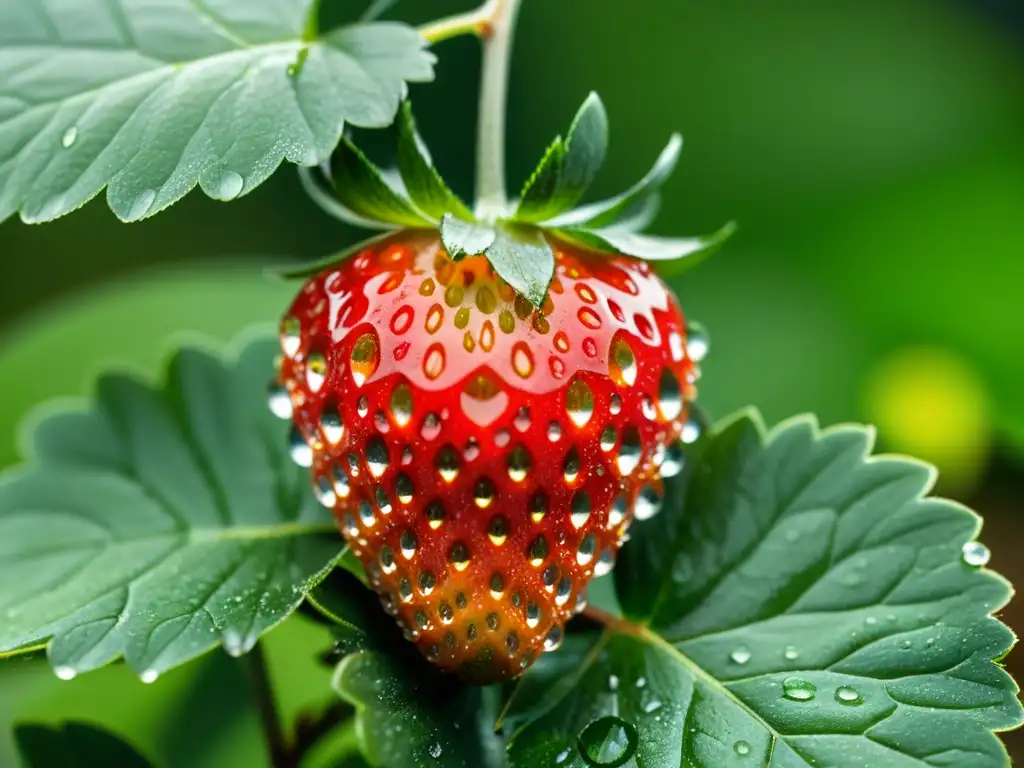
[[0, 1, 435, 224], [440, 214, 497, 261], [330, 138, 434, 228], [0, 333, 343, 680], [299, 166, 401, 231], [397, 103, 474, 222], [310, 570, 506, 768], [484, 225, 556, 309], [517, 93, 609, 223], [547, 134, 683, 230], [505, 411, 1022, 766], [558, 221, 737, 276], [15, 722, 154, 767], [362, 0, 401, 21]]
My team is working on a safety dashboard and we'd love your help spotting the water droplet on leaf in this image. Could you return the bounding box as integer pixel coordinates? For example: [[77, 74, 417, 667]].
[[835, 685, 863, 706], [577, 716, 639, 767], [782, 677, 816, 701], [961, 541, 990, 567]]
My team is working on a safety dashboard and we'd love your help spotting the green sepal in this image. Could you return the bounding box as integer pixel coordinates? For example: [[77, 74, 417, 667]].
[[440, 214, 497, 261], [485, 225, 556, 309], [547, 133, 682, 229], [330, 137, 434, 228], [517, 92, 609, 222], [397, 103, 474, 222], [558, 220, 737, 276], [273, 233, 396, 280], [299, 166, 400, 231]]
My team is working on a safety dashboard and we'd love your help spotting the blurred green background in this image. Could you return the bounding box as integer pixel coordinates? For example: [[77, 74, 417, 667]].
[[1, 0, 1022, 764]]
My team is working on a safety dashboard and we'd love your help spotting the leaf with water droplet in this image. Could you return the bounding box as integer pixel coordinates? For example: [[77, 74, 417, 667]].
[[0, 333, 342, 679], [505, 411, 1021, 767], [0, 2, 436, 224]]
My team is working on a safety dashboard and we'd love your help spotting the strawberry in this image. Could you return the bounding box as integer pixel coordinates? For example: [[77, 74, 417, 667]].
[[275, 231, 702, 683]]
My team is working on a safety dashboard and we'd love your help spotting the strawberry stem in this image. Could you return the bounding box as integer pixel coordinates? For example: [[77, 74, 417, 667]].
[[419, 0, 522, 220], [473, 0, 521, 221]]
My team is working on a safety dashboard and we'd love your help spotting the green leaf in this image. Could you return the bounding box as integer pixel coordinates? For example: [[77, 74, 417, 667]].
[[547, 134, 682, 230], [275, 233, 396, 280], [484, 225, 556, 309], [0, 3, 435, 223], [15, 722, 154, 767], [440, 214, 497, 261], [330, 138, 433, 228], [298, 166, 400, 231], [0, 333, 343, 680], [506, 411, 1022, 766], [559, 220, 737, 276], [362, 0, 401, 21], [517, 93, 609, 222], [397, 103, 474, 222]]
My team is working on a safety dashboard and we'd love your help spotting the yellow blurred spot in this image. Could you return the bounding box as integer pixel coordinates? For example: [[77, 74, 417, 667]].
[[864, 346, 991, 494]]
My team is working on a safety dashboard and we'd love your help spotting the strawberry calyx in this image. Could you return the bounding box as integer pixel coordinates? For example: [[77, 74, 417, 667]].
[[287, 94, 735, 307]]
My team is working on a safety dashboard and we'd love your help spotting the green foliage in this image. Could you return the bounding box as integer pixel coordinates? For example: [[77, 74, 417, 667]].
[[0, 0, 434, 223], [330, 138, 434, 228], [440, 215, 498, 260], [0, 334, 342, 679], [517, 92, 609, 222], [483, 225, 556, 308], [15, 722, 153, 767], [397, 104, 475, 222]]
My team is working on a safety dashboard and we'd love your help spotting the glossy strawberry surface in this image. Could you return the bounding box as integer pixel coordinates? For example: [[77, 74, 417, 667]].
[[276, 233, 703, 682]]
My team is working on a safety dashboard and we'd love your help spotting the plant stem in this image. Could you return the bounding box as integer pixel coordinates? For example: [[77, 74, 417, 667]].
[[419, 0, 523, 219], [243, 642, 290, 767], [473, 0, 522, 220], [419, 0, 501, 45]]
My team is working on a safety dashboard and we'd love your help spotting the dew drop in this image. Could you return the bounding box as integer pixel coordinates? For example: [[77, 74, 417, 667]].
[[608, 674, 619, 691], [435, 444, 461, 483], [617, 427, 642, 476], [565, 378, 595, 428], [528, 535, 550, 566], [784, 645, 799, 661], [681, 417, 702, 445], [314, 475, 337, 508], [512, 342, 535, 378], [212, 170, 244, 201], [488, 515, 510, 547], [365, 436, 389, 478], [543, 624, 564, 652], [267, 379, 293, 419], [633, 484, 663, 521], [288, 426, 313, 467], [961, 541, 990, 567], [449, 541, 471, 571], [530, 491, 548, 523], [600, 426, 617, 452], [782, 677, 816, 701], [730, 646, 751, 665], [507, 444, 532, 482], [657, 369, 683, 420], [426, 500, 445, 530], [594, 549, 615, 577], [421, 413, 442, 441], [564, 448, 582, 484], [61, 125, 78, 148], [835, 685, 863, 706], [734, 740, 751, 757], [429, 743, 443, 759], [280, 315, 302, 358], [54, 665, 77, 681], [578, 716, 638, 767], [643, 699, 662, 714], [140, 669, 160, 684], [474, 477, 496, 508], [547, 421, 563, 442], [319, 404, 344, 445], [305, 351, 327, 392], [577, 532, 597, 565], [609, 339, 637, 387], [350, 333, 380, 386], [660, 441, 685, 478], [686, 321, 710, 362], [400, 529, 418, 559], [608, 495, 629, 528], [570, 491, 592, 528]]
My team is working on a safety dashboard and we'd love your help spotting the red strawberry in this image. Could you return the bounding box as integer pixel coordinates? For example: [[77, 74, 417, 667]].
[[276, 232, 702, 682]]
